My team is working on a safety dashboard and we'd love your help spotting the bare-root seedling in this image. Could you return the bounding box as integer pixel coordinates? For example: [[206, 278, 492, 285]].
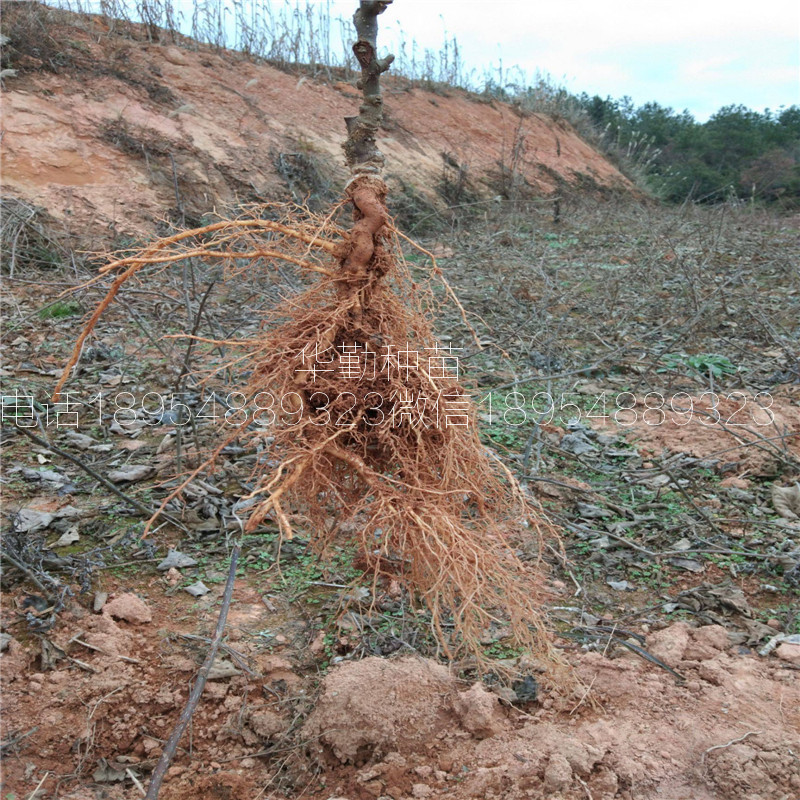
[[53, 0, 562, 677]]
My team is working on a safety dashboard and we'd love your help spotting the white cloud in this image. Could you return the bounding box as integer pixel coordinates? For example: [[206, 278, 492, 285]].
[[326, 0, 799, 119]]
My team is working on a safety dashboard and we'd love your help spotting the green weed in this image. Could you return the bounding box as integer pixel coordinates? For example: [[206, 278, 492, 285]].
[[38, 300, 82, 319], [483, 640, 523, 659], [659, 352, 738, 380]]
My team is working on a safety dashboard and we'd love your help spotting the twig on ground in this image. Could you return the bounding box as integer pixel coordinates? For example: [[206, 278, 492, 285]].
[[174, 632, 255, 675], [70, 636, 141, 664], [575, 774, 594, 799], [563, 628, 686, 683], [661, 465, 726, 537], [0, 727, 39, 755], [563, 518, 786, 562], [26, 773, 50, 800], [701, 730, 762, 764], [568, 675, 596, 716], [127, 768, 147, 797], [11, 423, 188, 532], [525, 476, 595, 494], [144, 544, 240, 800], [0, 550, 56, 600], [116, 295, 177, 362], [172, 280, 217, 396]]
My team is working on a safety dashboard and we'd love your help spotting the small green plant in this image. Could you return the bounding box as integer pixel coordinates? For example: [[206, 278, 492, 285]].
[[483, 427, 526, 450], [572, 541, 593, 556], [38, 300, 82, 319], [659, 352, 737, 380], [541, 232, 578, 249], [662, 607, 692, 622], [483, 640, 523, 659], [708, 552, 748, 568], [629, 563, 665, 587]]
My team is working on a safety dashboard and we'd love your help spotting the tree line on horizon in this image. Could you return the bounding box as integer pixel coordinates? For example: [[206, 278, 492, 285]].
[[573, 94, 800, 206]]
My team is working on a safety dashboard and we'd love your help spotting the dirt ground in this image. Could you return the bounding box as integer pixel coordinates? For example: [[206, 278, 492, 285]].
[[2, 242, 799, 797], [2, 588, 799, 800]]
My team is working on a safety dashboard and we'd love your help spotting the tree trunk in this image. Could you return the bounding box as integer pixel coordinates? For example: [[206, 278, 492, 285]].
[[343, 0, 395, 174], [340, 1, 395, 315]]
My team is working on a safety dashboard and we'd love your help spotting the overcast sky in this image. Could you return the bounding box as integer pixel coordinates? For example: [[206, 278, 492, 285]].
[[327, 0, 800, 121], [74, 0, 800, 120]]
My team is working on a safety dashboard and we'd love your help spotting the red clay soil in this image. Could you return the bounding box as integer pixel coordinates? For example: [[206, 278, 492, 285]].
[[1, 23, 632, 242], [603, 390, 800, 480], [2, 582, 799, 799], [4, 16, 797, 800]]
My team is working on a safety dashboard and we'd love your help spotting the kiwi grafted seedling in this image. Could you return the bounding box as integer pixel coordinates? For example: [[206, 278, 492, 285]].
[[55, 0, 564, 676]]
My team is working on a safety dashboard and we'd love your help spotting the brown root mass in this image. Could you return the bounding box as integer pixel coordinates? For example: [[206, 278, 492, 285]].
[[57, 179, 559, 669]]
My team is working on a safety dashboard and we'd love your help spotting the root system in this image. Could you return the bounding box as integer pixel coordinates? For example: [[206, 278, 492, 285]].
[[55, 186, 561, 670], [54, 0, 561, 674]]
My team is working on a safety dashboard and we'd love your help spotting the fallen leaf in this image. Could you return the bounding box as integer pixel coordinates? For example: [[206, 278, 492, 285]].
[[640, 474, 671, 489], [157, 550, 198, 570], [64, 431, 98, 449], [575, 502, 612, 519], [511, 674, 539, 703], [107, 464, 154, 483], [110, 419, 146, 436], [207, 657, 242, 680], [52, 526, 80, 547], [53, 504, 83, 520], [157, 434, 175, 454], [772, 483, 800, 520], [14, 509, 55, 532], [560, 432, 596, 456], [117, 440, 147, 452], [429, 243, 454, 258], [706, 585, 752, 617], [98, 371, 123, 387], [90, 444, 115, 453], [574, 381, 606, 396], [92, 759, 128, 783], [742, 618, 777, 645], [22, 468, 67, 487], [671, 538, 693, 551], [40, 638, 66, 670], [667, 557, 705, 573]]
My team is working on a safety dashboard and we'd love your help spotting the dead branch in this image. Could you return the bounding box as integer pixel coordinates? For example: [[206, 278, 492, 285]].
[[0, 550, 56, 600], [144, 544, 240, 800], [12, 423, 187, 532], [701, 730, 762, 764]]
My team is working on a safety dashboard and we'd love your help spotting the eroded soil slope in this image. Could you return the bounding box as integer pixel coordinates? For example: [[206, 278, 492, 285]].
[[1, 12, 632, 241]]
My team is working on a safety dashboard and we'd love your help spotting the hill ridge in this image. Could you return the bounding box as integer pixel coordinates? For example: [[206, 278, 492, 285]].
[[1, 11, 633, 242]]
